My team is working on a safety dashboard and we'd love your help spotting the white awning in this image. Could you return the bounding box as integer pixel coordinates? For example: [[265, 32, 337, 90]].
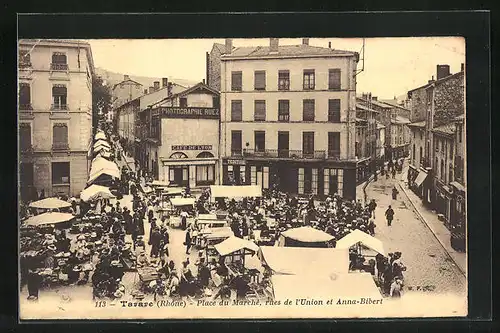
[[258, 246, 349, 275], [414, 170, 428, 187], [29, 197, 71, 210], [80, 184, 115, 202], [210, 185, 262, 198], [335, 229, 385, 255], [24, 212, 75, 226], [163, 159, 216, 166], [170, 197, 196, 207], [281, 226, 334, 243], [205, 227, 234, 240], [93, 140, 111, 149], [93, 145, 111, 153], [214, 236, 260, 257], [271, 273, 381, 300], [94, 132, 106, 140], [90, 157, 119, 175], [87, 168, 120, 184]]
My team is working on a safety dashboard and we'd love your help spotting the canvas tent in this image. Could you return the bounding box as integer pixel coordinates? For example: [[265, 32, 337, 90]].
[[214, 236, 260, 257], [258, 246, 349, 275], [29, 197, 71, 210], [278, 226, 334, 247], [24, 212, 75, 226], [80, 184, 115, 202], [335, 229, 385, 255]]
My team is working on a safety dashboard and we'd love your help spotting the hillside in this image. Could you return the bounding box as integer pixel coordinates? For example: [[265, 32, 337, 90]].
[[95, 67, 199, 89]]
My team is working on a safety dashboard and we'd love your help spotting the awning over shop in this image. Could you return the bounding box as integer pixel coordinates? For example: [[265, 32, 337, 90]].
[[80, 184, 116, 202], [280, 226, 334, 243], [24, 212, 75, 226], [258, 246, 349, 275], [214, 236, 260, 257], [336, 229, 385, 255], [148, 180, 171, 187], [87, 169, 120, 184], [414, 170, 428, 187], [271, 273, 381, 300], [210, 185, 262, 199], [170, 197, 196, 207], [162, 159, 217, 166], [90, 157, 119, 175], [95, 132, 106, 141], [29, 197, 71, 210]]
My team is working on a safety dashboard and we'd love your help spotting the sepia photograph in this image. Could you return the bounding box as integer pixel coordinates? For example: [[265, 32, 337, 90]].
[[18, 36, 467, 319]]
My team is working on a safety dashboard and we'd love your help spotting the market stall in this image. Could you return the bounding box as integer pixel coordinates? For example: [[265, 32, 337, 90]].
[[80, 184, 116, 202], [204, 227, 235, 262], [214, 236, 260, 266], [270, 272, 382, 301], [258, 246, 350, 275], [278, 226, 335, 248], [209, 185, 262, 202], [23, 212, 75, 227], [335, 229, 385, 256], [29, 197, 71, 211]]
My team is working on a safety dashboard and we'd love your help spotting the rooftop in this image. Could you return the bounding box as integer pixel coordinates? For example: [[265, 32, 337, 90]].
[[432, 123, 456, 136], [356, 103, 379, 113], [391, 116, 411, 125], [222, 44, 357, 60]]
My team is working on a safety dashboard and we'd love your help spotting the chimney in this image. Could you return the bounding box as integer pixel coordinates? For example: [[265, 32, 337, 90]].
[[162, 78, 168, 88], [148, 86, 154, 94], [436, 64, 451, 80], [328, 41, 331, 48], [153, 81, 160, 91], [167, 82, 173, 96], [428, 75, 435, 84], [225, 39, 233, 54], [206, 52, 210, 85], [461, 63, 464, 72], [372, 96, 378, 101], [302, 38, 309, 46], [202, 79, 205, 84], [124, 74, 130, 81], [270, 38, 279, 53]]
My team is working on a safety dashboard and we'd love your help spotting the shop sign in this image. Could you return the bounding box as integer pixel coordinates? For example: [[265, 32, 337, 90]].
[[225, 159, 246, 166], [172, 145, 212, 151], [158, 107, 219, 119]]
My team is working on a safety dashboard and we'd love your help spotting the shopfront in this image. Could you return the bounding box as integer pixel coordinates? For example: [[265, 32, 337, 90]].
[[434, 179, 453, 227], [162, 150, 218, 189]]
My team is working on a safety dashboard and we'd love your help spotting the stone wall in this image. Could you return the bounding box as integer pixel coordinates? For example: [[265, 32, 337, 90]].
[[408, 86, 428, 122], [434, 72, 465, 127], [208, 47, 222, 91]]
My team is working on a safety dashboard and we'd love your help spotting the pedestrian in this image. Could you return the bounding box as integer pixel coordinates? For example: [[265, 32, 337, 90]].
[[385, 205, 395, 226], [392, 186, 399, 200], [390, 278, 403, 298], [184, 227, 192, 255], [26, 268, 42, 301], [150, 227, 161, 258], [39, 189, 45, 200], [180, 210, 189, 230], [392, 167, 396, 179], [368, 199, 377, 218]]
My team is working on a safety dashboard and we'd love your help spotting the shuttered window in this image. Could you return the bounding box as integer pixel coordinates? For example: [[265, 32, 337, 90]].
[[19, 123, 31, 150], [231, 130, 242, 155], [303, 69, 315, 90], [52, 52, 67, 64], [53, 123, 68, 149], [328, 99, 341, 122], [254, 100, 266, 121], [19, 83, 31, 109], [52, 85, 67, 110], [254, 71, 266, 90], [303, 132, 315, 154], [254, 131, 265, 152], [278, 70, 290, 90], [231, 71, 242, 91], [231, 100, 242, 121], [328, 69, 341, 90], [278, 100, 290, 122], [303, 99, 315, 121]]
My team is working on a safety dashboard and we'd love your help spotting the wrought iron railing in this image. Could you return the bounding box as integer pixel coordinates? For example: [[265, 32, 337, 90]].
[[51, 104, 68, 111], [52, 142, 69, 151], [19, 61, 32, 68], [240, 149, 330, 159], [51, 63, 68, 71], [19, 104, 33, 110]]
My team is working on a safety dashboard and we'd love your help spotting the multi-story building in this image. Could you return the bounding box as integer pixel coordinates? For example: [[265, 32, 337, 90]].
[[144, 82, 220, 188], [111, 74, 144, 109], [218, 38, 360, 199], [449, 114, 465, 229], [355, 102, 378, 182], [206, 42, 231, 91], [18, 39, 95, 200], [376, 121, 386, 160]]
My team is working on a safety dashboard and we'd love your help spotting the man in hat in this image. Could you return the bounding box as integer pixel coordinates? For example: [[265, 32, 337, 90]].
[[26, 268, 42, 301], [184, 227, 192, 255], [385, 205, 395, 227], [150, 226, 162, 258], [390, 278, 403, 298], [123, 207, 133, 235], [368, 199, 377, 218]]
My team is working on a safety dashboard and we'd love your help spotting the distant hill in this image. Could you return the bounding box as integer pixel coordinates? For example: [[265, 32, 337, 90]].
[[95, 67, 199, 89]]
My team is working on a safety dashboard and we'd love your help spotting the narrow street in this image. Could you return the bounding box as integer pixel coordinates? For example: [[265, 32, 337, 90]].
[[364, 169, 466, 296]]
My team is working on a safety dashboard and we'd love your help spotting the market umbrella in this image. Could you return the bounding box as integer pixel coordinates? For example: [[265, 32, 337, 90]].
[[80, 184, 116, 202], [29, 197, 72, 210], [23, 212, 75, 226]]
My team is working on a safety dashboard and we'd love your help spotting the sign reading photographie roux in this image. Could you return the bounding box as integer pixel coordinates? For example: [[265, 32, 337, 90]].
[[159, 107, 220, 119], [18, 35, 469, 321]]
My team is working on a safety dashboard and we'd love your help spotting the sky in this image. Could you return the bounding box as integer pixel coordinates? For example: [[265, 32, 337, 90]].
[[87, 37, 465, 99]]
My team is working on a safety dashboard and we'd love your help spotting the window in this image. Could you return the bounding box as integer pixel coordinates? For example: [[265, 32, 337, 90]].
[[254, 100, 266, 121], [254, 71, 266, 90], [419, 147, 423, 163], [231, 130, 242, 156], [278, 70, 290, 91], [51, 52, 68, 70], [328, 99, 341, 122], [303, 70, 315, 90], [52, 123, 68, 150], [179, 97, 187, 107], [231, 100, 242, 122], [328, 132, 340, 159], [231, 71, 242, 91], [52, 162, 70, 185], [19, 50, 31, 67], [278, 100, 290, 122], [303, 99, 315, 121], [52, 85, 67, 110], [303, 132, 314, 155], [420, 131, 423, 140], [19, 123, 31, 151], [328, 69, 341, 90], [196, 165, 215, 185], [458, 125, 462, 143], [20, 163, 34, 187], [450, 144, 453, 159], [212, 96, 220, 109], [440, 160, 445, 181], [412, 144, 416, 160], [254, 131, 265, 152], [19, 83, 31, 110]]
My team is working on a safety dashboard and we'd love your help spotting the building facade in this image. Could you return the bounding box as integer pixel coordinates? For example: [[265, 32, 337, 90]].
[[219, 38, 359, 199], [145, 83, 220, 189], [449, 114, 465, 230], [355, 103, 378, 183], [111, 74, 144, 109], [18, 39, 95, 200], [376, 122, 386, 160]]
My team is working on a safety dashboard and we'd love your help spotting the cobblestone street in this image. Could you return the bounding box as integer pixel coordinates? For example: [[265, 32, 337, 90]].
[[364, 173, 466, 296]]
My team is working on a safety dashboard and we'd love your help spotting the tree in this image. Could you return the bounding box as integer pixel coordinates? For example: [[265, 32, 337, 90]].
[[92, 75, 112, 134]]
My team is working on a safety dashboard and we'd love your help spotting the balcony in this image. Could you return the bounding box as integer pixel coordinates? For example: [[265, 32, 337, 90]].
[[19, 61, 32, 69], [51, 104, 68, 111], [239, 149, 329, 160], [51, 63, 68, 71], [19, 104, 33, 111], [52, 142, 70, 151]]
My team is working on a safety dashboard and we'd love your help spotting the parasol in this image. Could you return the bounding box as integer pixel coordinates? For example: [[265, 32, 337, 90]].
[[29, 197, 72, 210], [24, 212, 75, 226], [80, 184, 116, 202]]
